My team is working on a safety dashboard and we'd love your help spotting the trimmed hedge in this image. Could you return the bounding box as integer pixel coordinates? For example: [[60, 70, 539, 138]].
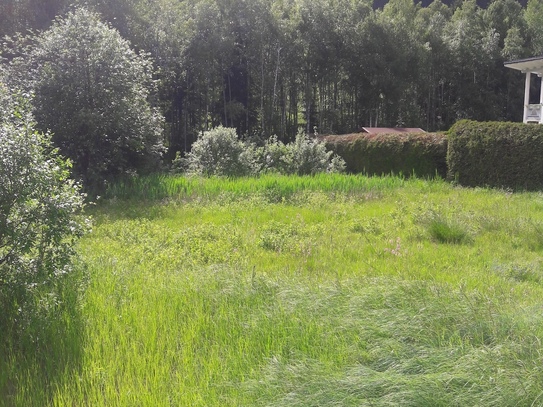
[[447, 120, 543, 190], [322, 132, 448, 178]]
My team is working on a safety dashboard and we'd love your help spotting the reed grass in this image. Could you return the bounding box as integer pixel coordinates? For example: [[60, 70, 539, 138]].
[[102, 173, 433, 202]]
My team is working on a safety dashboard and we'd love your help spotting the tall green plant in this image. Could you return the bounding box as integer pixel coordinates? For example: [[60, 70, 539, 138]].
[[29, 7, 165, 189], [0, 84, 87, 339], [181, 126, 258, 177], [281, 130, 346, 175], [177, 127, 345, 177]]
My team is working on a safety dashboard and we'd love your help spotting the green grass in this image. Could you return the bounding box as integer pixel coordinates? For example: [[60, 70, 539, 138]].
[[3, 174, 543, 406], [101, 172, 415, 201]]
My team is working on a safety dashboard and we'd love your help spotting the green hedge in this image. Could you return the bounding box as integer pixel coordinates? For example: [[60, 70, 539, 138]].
[[322, 132, 448, 178], [447, 120, 543, 190]]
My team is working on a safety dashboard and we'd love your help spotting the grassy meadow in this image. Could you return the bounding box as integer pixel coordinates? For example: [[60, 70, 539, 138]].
[[3, 173, 543, 406]]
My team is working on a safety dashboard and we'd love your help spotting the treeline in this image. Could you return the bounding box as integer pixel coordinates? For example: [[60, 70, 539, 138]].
[[2, 0, 543, 156]]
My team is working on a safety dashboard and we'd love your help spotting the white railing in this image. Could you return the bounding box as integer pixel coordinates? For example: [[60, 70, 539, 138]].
[[525, 104, 543, 123]]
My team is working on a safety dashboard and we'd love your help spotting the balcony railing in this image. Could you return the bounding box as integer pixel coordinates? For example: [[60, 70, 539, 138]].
[[525, 104, 543, 123]]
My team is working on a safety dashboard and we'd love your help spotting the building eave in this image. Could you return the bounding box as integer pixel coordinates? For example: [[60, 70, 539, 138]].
[[504, 56, 543, 74]]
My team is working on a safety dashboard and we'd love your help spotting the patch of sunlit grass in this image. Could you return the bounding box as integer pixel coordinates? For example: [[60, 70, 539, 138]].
[[4, 175, 543, 406]]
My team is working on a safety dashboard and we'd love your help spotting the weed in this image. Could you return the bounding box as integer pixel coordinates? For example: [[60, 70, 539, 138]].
[[383, 237, 406, 256]]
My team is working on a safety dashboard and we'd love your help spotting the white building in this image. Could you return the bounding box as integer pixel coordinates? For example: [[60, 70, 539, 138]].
[[505, 56, 543, 124]]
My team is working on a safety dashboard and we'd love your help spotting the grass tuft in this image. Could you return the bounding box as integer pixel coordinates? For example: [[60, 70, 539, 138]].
[[427, 216, 472, 244]]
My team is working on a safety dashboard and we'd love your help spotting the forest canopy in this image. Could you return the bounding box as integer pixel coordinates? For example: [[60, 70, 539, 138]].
[[1, 0, 541, 157]]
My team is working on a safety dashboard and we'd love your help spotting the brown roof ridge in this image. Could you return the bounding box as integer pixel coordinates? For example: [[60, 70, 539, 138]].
[[361, 127, 426, 134]]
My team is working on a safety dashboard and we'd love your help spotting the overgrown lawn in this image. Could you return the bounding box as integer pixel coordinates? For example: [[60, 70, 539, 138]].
[[3, 174, 543, 406]]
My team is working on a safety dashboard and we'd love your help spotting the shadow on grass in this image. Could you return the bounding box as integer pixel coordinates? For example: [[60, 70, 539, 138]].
[[0, 266, 86, 407]]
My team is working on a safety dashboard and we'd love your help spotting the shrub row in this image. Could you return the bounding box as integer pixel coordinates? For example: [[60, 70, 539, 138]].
[[322, 132, 448, 178], [447, 120, 543, 190], [178, 121, 543, 191], [173, 127, 346, 177]]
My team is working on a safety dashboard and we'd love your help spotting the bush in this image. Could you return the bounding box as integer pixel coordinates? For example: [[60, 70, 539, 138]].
[[176, 127, 345, 177], [259, 135, 292, 174], [447, 120, 543, 190], [181, 126, 258, 177], [322, 132, 447, 178], [287, 131, 346, 175], [0, 86, 88, 339], [260, 131, 345, 175], [28, 8, 164, 190]]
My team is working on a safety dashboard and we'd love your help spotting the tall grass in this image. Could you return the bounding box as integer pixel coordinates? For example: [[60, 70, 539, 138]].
[[102, 173, 436, 202], [4, 174, 543, 406]]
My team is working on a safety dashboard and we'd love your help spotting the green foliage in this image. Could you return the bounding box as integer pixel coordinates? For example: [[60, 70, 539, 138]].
[[28, 7, 165, 189], [180, 126, 258, 177], [176, 127, 345, 177], [8, 177, 543, 405], [425, 214, 472, 244], [323, 132, 448, 178], [447, 120, 543, 190], [259, 221, 298, 252], [258, 219, 319, 254], [0, 86, 87, 342], [0, 0, 535, 144], [261, 131, 346, 176]]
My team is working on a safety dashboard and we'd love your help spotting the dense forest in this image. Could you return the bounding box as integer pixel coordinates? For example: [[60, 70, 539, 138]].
[[1, 0, 543, 157]]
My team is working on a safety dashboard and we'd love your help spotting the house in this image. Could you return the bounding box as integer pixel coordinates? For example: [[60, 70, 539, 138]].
[[360, 127, 426, 134], [505, 56, 543, 124]]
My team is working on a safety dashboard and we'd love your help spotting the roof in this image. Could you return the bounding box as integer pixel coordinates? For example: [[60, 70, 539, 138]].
[[504, 56, 543, 74], [361, 127, 426, 134]]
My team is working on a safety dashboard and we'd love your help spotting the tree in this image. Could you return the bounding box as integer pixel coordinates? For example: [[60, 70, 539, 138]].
[[0, 0, 69, 38], [483, 0, 528, 121], [378, 0, 427, 127], [483, 0, 524, 49], [0, 76, 87, 336], [77, 0, 192, 157], [7, 0, 529, 154], [526, 0, 543, 55], [29, 8, 165, 189], [415, 0, 453, 130], [444, 0, 500, 121]]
